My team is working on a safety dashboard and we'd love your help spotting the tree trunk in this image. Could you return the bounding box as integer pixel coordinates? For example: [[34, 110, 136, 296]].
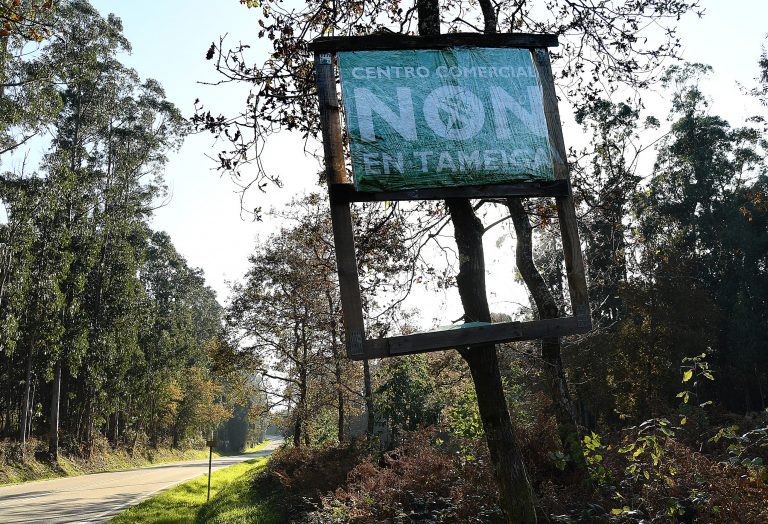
[[508, 197, 583, 467], [149, 393, 157, 449], [48, 359, 61, 460], [27, 379, 35, 439], [362, 358, 375, 437], [336, 359, 345, 442], [293, 414, 302, 448], [84, 394, 94, 458], [113, 408, 120, 447], [327, 290, 345, 442], [19, 347, 32, 446], [417, 0, 440, 36], [415, 0, 537, 518], [447, 198, 537, 523]]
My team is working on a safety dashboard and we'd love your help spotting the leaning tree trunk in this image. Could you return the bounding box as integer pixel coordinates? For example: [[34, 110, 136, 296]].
[[448, 199, 538, 523], [508, 197, 583, 467], [416, 1, 537, 520]]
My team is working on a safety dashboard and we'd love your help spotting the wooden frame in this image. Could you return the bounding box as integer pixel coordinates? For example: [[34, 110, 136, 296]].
[[310, 33, 591, 361]]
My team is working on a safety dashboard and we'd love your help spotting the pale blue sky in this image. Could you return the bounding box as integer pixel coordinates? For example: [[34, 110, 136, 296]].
[[85, 1, 768, 318]]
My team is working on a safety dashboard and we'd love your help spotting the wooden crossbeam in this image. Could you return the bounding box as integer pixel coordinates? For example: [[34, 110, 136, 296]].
[[357, 317, 589, 360], [309, 32, 558, 52], [329, 180, 570, 204]]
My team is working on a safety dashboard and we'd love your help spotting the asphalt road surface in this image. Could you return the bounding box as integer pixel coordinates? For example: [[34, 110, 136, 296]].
[[0, 439, 283, 524]]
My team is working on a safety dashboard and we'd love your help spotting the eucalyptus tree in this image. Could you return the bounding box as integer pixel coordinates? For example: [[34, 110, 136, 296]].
[[24, 0, 186, 457], [139, 231, 223, 447], [0, 0, 60, 158]]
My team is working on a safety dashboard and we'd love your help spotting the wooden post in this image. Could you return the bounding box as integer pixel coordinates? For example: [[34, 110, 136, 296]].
[[532, 48, 592, 330], [206, 439, 214, 501], [314, 52, 366, 357]]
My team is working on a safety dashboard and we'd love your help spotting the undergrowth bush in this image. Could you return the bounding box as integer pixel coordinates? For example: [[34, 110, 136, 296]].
[[257, 358, 767, 523], [256, 429, 503, 523], [259, 417, 767, 523]]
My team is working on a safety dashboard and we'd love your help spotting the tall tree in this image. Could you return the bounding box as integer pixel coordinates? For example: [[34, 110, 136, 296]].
[[0, 0, 60, 157]]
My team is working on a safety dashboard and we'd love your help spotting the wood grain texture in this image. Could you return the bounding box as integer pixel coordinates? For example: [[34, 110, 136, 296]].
[[315, 52, 366, 357], [532, 48, 592, 331], [309, 32, 558, 52], [329, 180, 570, 204], [354, 317, 589, 360]]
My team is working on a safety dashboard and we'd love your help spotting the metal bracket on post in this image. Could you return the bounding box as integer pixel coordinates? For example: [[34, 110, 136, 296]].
[[573, 303, 592, 330], [347, 329, 364, 357]]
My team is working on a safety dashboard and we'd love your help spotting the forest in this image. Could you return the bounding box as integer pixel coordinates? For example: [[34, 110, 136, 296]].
[[2, 0, 768, 523], [0, 0, 265, 466]]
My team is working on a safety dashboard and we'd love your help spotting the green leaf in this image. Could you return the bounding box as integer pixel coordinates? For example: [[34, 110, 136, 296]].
[[682, 370, 693, 382]]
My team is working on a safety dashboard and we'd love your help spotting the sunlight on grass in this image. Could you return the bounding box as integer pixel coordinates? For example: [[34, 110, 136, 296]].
[[108, 441, 279, 524]]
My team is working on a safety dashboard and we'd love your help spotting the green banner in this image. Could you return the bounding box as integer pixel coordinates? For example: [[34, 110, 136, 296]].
[[337, 47, 554, 192]]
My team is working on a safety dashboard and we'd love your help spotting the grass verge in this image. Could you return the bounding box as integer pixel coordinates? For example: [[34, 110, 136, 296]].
[[0, 438, 271, 486], [108, 441, 281, 524], [0, 442, 224, 486]]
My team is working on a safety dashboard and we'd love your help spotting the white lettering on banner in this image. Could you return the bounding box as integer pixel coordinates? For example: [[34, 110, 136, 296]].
[[355, 87, 417, 142], [363, 148, 549, 174], [353, 85, 546, 142], [458, 150, 481, 171], [483, 150, 500, 170], [415, 151, 432, 172], [423, 86, 485, 140], [352, 65, 434, 80], [490, 85, 547, 139], [432, 66, 535, 79], [382, 153, 404, 174], [437, 151, 456, 172], [362, 152, 382, 175]]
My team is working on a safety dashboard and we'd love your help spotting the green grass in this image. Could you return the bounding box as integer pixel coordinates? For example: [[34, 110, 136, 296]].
[[0, 441, 227, 486], [108, 440, 282, 524]]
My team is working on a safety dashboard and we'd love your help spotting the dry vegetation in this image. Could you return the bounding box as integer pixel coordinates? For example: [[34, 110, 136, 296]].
[[255, 420, 767, 524]]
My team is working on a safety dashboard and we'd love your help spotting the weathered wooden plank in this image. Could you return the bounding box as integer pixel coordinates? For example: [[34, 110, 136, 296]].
[[329, 180, 570, 204], [309, 32, 558, 52], [315, 52, 366, 357], [532, 48, 592, 330], [354, 317, 589, 360]]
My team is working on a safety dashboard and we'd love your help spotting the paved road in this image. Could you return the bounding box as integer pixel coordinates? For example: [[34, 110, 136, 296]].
[[0, 439, 283, 524]]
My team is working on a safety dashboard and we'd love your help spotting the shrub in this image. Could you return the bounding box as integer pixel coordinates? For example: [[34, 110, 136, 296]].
[[304, 429, 502, 523]]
